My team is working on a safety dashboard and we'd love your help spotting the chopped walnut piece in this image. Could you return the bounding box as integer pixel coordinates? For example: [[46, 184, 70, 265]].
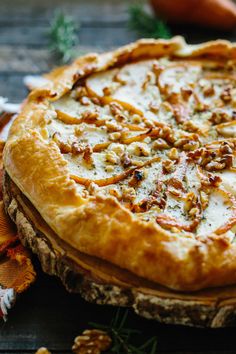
[[199, 171, 222, 187], [73, 86, 87, 99], [83, 145, 93, 165], [122, 186, 136, 202], [105, 151, 119, 164], [205, 159, 230, 171], [183, 141, 200, 151], [210, 110, 231, 124], [167, 147, 179, 160], [208, 174, 222, 187], [108, 143, 125, 155], [132, 114, 142, 124], [202, 83, 215, 97], [109, 102, 127, 122], [149, 102, 159, 113], [182, 120, 199, 133], [194, 99, 207, 112], [220, 141, 233, 154], [184, 192, 197, 213], [109, 132, 121, 141], [109, 102, 123, 116], [188, 142, 234, 171], [162, 159, 175, 174], [174, 136, 199, 151], [181, 88, 193, 101], [200, 190, 209, 209], [105, 165, 115, 173], [189, 207, 199, 217], [115, 112, 126, 122], [160, 101, 173, 112], [174, 138, 188, 149], [82, 110, 99, 123], [152, 138, 169, 150], [71, 142, 87, 155], [74, 126, 84, 137], [52, 132, 71, 153], [150, 126, 175, 144], [173, 105, 188, 124], [72, 329, 112, 354], [128, 142, 150, 157], [161, 126, 175, 144], [120, 152, 132, 168], [132, 195, 165, 213], [220, 87, 232, 103]]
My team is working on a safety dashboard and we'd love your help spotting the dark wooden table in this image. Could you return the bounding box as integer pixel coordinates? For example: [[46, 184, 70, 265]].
[[1, 1, 236, 353]]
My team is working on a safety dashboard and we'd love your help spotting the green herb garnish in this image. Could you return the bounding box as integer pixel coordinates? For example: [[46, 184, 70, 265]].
[[128, 3, 171, 39], [90, 308, 157, 353], [48, 11, 78, 63]]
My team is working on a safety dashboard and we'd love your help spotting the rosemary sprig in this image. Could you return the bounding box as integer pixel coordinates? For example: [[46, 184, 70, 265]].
[[48, 11, 79, 63], [128, 3, 171, 39], [90, 308, 157, 353]]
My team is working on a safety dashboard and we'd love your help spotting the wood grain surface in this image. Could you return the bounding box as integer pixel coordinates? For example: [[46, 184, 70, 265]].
[[1, 0, 236, 353]]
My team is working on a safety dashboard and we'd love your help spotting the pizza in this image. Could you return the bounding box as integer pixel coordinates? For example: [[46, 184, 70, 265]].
[[3, 37, 236, 326]]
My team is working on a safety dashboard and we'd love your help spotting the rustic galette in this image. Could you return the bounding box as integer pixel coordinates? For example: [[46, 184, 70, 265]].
[[3, 37, 236, 313]]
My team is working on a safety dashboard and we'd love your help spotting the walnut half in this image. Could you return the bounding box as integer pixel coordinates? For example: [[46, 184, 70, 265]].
[[72, 329, 112, 354]]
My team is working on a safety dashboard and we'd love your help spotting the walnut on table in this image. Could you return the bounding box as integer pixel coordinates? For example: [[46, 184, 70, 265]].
[[72, 329, 112, 354], [35, 348, 51, 354]]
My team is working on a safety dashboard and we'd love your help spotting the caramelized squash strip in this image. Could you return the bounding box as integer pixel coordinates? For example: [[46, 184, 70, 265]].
[[71, 157, 160, 187]]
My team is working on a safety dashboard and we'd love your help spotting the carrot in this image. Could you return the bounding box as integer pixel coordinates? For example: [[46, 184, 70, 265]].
[[150, 0, 236, 30]]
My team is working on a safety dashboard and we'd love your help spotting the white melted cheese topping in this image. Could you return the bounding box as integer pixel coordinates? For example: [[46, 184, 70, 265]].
[[49, 57, 236, 238], [197, 190, 234, 236], [87, 60, 162, 122]]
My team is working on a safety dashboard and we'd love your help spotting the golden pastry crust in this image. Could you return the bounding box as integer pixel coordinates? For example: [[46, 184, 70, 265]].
[[4, 37, 236, 291]]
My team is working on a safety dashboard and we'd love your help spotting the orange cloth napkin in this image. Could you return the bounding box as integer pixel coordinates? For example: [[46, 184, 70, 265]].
[[0, 114, 36, 320]]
